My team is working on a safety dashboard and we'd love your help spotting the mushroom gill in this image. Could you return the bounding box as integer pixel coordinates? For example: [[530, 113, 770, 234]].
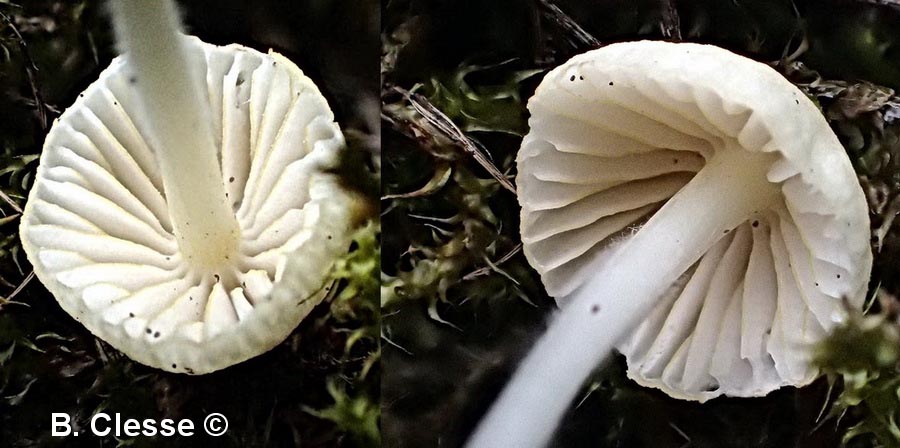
[[20, 35, 355, 374], [518, 41, 869, 400], [468, 41, 871, 448]]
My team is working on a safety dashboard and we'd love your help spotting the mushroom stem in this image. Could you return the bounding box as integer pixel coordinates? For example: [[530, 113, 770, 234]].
[[467, 148, 780, 448], [111, 0, 240, 270]]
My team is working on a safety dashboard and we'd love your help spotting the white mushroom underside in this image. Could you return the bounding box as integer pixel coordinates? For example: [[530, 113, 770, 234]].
[[518, 42, 871, 400], [21, 37, 353, 374]]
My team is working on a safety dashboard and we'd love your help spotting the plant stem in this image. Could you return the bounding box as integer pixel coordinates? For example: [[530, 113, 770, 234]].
[[466, 148, 779, 448], [111, 0, 239, 270]]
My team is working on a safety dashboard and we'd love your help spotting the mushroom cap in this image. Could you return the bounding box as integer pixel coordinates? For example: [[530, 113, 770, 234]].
[[19, 36, 356, 374], [518, 41, 872, 401]]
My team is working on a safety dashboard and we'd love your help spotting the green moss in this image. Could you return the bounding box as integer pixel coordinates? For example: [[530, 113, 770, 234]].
[[305, 379, 380, 447], [306, 222, 381, 448], [424, 62, 542, 136], [815, 304, 900, 447]]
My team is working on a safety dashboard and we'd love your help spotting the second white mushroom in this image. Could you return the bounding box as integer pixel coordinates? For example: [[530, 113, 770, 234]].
[[468, 41, 872, 448]]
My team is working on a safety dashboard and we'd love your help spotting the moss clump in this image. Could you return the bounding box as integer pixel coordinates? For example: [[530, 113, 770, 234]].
[[815, 299, 900, 448], [306, 222, 381, 447]]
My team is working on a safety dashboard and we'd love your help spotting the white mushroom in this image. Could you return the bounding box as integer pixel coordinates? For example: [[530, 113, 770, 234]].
[[18, 0, 357, 374], [467, 41, 872, 447]]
